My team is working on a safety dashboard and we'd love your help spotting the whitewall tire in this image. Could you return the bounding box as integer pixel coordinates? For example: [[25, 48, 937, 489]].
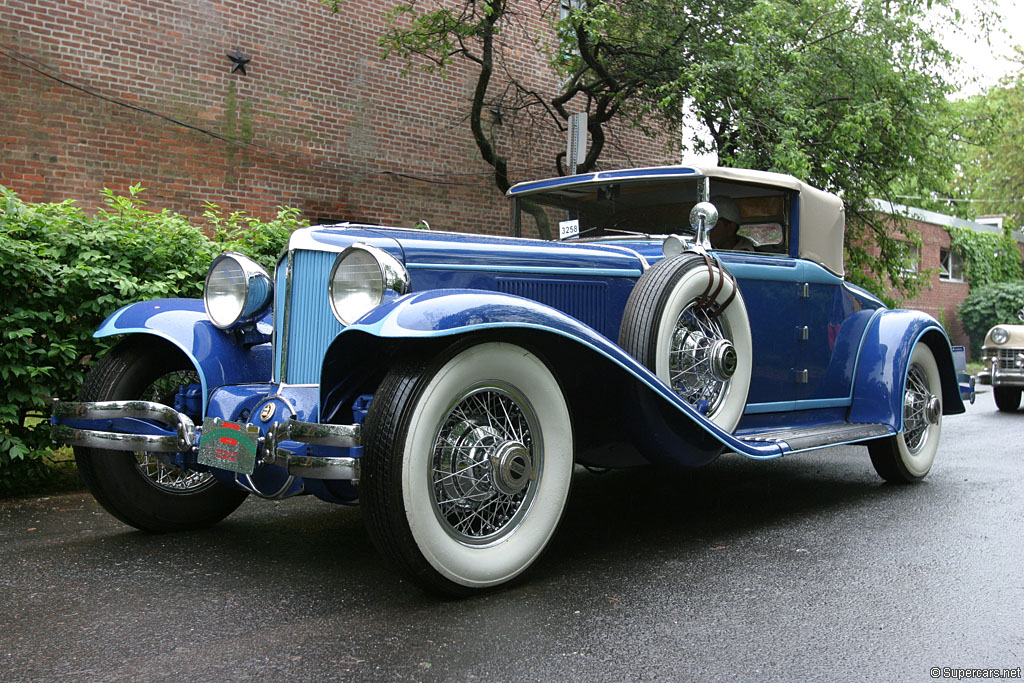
[[868, 342, 943, 482], [361, 341, 573, 595], [619, 253, 752, 432]]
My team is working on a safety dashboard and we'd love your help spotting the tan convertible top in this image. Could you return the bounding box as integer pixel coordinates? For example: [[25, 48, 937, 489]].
[[692, 166, 845, 277], [509, 165, 847, 277]]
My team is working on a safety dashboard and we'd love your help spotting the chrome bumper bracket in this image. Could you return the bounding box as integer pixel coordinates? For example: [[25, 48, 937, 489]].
[[264, 420, 361, 481], [51, 399, 196, 452]]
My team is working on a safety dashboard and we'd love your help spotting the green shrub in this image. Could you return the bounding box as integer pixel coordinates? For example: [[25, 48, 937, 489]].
[[958, 280, 1024, 358], [0, 186, 303, 493]]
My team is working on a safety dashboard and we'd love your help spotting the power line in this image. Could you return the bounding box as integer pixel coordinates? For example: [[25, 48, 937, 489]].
[[894, 194, 1024, 204]]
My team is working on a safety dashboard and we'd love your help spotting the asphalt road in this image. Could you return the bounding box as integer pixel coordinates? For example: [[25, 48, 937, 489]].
[[2, 389, 1022, 682]]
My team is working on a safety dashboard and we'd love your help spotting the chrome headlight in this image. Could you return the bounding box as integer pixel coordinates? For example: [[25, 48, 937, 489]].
[[203, 252, 273, 329], [991, 327, 1010, 345], [329, 243, 410, 324]]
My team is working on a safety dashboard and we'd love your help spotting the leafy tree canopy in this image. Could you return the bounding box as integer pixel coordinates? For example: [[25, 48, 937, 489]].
[[947, 53, 1024, 231], [557, 0, 988, 299], [330, 0, 995, 298]]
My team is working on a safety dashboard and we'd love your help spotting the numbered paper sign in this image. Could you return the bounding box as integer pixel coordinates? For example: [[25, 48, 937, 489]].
[[559, 219, 580, 240]]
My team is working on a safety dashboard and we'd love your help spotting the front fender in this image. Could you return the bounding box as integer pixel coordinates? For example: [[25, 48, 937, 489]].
[[95, 299, 273, 412], [326, 289, 786, 460], [849, 309, 965, 428]]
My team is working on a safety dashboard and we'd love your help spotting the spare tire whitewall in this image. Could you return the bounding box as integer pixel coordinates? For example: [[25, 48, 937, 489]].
[[620, 254, 753, 432]]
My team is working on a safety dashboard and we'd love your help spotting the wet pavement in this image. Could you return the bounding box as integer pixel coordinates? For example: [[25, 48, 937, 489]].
[[2, 389, 1022, 681]]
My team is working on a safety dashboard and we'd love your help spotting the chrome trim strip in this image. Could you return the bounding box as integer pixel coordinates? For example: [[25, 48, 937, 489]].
[[277, 450, 360, 481], [743, 397, 852, 415], [590, 244, 651, 270], [264, 419, 361, 454], [51, 424, 184, 452], [264, 419, 362, 482], [280, 248, 295, 383], [405, 263, 643, 277]]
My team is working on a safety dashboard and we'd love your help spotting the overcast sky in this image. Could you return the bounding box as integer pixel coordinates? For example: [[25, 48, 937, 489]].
[[941, 0, 1023, 95]]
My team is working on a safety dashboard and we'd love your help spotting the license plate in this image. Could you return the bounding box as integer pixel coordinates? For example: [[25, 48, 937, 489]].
[[198, 418, 260, 475]]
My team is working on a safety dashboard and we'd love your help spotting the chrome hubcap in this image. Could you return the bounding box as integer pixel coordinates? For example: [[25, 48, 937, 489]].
[[925, 395, 941, 426], [709, 338, 738, 381], [430, 384, 541, 545], [669, 303, 733, 414], [489, 441, 534, 496]]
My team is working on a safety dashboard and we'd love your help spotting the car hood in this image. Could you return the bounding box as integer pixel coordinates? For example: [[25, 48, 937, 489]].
[[288, 224, 653, 276], [985, 323, 1024, 348]]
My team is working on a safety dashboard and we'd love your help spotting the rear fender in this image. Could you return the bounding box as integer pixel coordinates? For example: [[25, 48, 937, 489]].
[[320, 289, 786, 462], [848, 309, 965, 428], [94, 299, 273, 414]]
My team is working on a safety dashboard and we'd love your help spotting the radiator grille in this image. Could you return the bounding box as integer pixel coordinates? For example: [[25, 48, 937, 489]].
[[279, 250, 345, 385], [998, 348, 1024, 370]]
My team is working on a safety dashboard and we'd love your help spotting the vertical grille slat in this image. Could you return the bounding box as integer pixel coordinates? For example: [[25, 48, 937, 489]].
[[281, 250, 345, 385], [998, 348, 1023, 370]]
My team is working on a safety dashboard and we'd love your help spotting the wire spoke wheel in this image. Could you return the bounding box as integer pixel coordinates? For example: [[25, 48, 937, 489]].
[[619, 253, 751, 437], [868, 342, 943, 483], [431, 384, 540, 546], [902, 363, 933, 454], [668, 302, 735, 415], [74, 337, 248, 532], [132, 367, 214, 494], [361, 341, 573, 595]]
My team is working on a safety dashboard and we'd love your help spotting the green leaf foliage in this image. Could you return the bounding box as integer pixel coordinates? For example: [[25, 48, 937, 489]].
[[958, 280, 1024, 358], [0, 186, 303, 493], [374, 0, 993, 300], [949, 226, 1023, 290], [950, 54, 1024, 230], [563, 0, 973, 301]]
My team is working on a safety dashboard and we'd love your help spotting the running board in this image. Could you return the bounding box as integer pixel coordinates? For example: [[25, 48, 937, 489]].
[[737, 423, 892, 452]]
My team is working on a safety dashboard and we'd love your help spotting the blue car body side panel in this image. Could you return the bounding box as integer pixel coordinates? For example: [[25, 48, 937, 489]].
[[334, 289, 791, 460], [94, 299, 273, 415]]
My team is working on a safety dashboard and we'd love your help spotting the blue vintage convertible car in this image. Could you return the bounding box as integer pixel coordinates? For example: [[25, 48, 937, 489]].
[[53, 166, 967, 595]]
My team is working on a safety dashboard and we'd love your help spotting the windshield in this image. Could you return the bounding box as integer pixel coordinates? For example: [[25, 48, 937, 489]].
[[514, 179, 789, 254]]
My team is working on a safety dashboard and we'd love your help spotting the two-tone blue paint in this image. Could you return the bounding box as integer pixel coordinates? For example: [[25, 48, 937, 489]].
[[277, 226, 649, 382], [849, 310, 966, 427], [93, 298, 272, 416], [322, 288, 962, 464]]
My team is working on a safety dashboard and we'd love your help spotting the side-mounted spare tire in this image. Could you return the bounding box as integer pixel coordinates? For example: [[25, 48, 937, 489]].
[[619, 252, 752, 433]]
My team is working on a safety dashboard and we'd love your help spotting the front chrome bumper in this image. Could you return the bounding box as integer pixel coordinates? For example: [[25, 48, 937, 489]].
[[991, 372, 1024, 387], [981, 347, 1024, 387], [51, 399, 361, 481]]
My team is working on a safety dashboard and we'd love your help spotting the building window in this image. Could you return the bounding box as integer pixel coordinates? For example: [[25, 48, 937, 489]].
[[560, 0, 583, 20], [940, 247, 964, 282], [899, 244, 920, 275]]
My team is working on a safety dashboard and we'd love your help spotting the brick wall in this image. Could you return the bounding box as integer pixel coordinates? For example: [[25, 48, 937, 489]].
[[0, 0, 674, 235]]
